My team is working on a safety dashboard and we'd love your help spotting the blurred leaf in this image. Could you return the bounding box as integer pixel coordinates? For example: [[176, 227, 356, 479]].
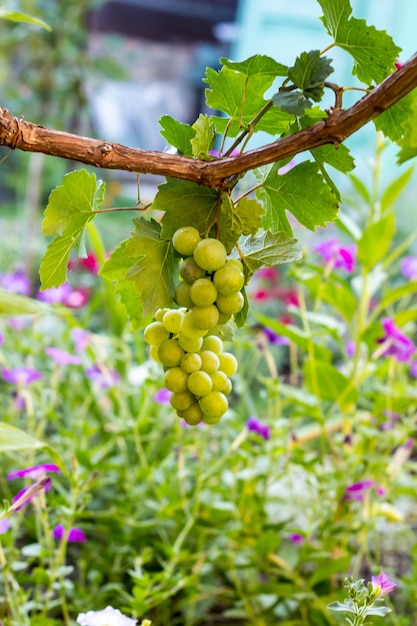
[[379, 281, 417, 310], [191, 114, 215, 159], [309, 555, 351, 586], [0, 8, 51, 30], [380, 166, 415, 212], [159, 115, 195, 156], [317, 0, 401, 84], [357, 212, 395, 270], [0, 288, 48, 316], [303, 359, 358, 408], [0, 423, 45, 452]]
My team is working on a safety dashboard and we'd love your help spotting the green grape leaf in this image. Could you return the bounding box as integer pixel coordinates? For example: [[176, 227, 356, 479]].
[[311, 144, 355, 173], [155, 178, 218, 239], [256, 161, 339, 236], [317, 0, 401, 84], [124, 218, 178, 316], [374, 90, 416, 141], [238, 231, 302, 276], [191, 114, 216, 159], [99, 239, 144, 329], [287, 50, 334, 101], [205, 63, 292, 137], [397, 97, 417, 164], [40, 170, 104, 289], [159, 115, 195, 156], [357, 212, 395, 270], [272, 91, 312, 116], [233, 197, 265, 236], [221, 54, 288, 77]]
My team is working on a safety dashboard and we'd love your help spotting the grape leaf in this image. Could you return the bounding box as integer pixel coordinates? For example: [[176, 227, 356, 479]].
[[40, 170, 104, 289], [221, 54, 288, 77], [154, 178, 219, 239], [238, 231, 302, 276], [272, 91, 312, 116], [191, 114, 216, 159], [159, 115, 195, 156], [317, 0, 401, 85], [374, 90, 416, 141], [99, 239, 144, 329], [311, 144, 355, 173], [205, 63, 292, 137], [287, 50, 333, 101], [256, 160, 339, 236], [233, 197, 265, 236], [396, 95, 417, 163], [124, 218, 178, 316]]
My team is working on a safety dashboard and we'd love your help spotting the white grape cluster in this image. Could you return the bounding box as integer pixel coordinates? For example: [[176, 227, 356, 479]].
[[144, 226, 244, 426]]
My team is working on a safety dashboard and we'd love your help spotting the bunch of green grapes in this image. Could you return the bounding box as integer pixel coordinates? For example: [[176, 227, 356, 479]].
[[144, 226, 244, 426]]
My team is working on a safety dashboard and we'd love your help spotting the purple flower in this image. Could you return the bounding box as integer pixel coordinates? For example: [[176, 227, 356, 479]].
[[38, 283, 72, 304], [45, 347, 82, 366], [0, 330, 3, 346], [72, 327, 90, 353], [409, 361, 417, 377], [0, 518, 10, 534], [401, 256, 417, 280], [314, 239, 356, 273], [7, 463, 60, 480], [85, 366, 120, 388], [10, 477, 52, 511], [0, 269, 31, 296], [76, 606, 137, 626], [371, 571, 397, 596], [262, 327, 290, 346], [53, 523, 87, 543], [154, 388, 172, 405], [345, 479, 384, 501], [247, 416, 270, 440], [288, 533, 304, 544], [2, 366, 42, 386], [377, 318, 416, 362]]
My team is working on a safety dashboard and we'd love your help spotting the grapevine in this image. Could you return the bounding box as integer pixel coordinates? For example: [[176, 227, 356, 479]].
[[144, 227, 242, 426]]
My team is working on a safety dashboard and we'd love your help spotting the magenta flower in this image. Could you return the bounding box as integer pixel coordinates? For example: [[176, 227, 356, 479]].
[[371, 571, 397, 596], [289, 533, 304, 544], [0, 330, 3, 346], [7, 463, 60, 480], [2, 366, 42, 385], [314, 239, 356, 273], [395, 61, 403, 70], [247, 416, 270, 440], [377, 318, 415, 362], [53, 523, 87, 543], [10, 477, 52, 511], [38, 283, 72, 304], [85, 366, 120, 388], [0, 269, 31, 296], [262, 327, 290, 346], [154, 388, 172, 405], [72, 327, 90, 353], [344, 479, 384, 501], [401, 256, 417, 280], [45, 347, 82, 366]]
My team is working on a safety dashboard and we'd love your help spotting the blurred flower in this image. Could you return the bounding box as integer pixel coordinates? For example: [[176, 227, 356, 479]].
[[409, 360, 417, 377], [45, 347, 82, 366], [69, 252, 99, 275], [377, 318, 415, 362], [0, 269, 31, 295], [72, 327, 91, 353], [53, 523, 87, 543], [379, 410, 400, 431], [76, 606, 137, 626], [0, 330, 3, 346], [344, 479, 384, 501], [262, 327, 290, 346], [401, 256, 417, 280], [85, 366, 120, 388], [314, 239, 356, 272], [154, 388, 172, 405], [37, 283, 89, 308], [395, 61, 403, 69], [346, 340, 356, 357], [247, 416, 270, 440], [288, 533, 304, 544], [209, 148, 240, 158], [0, 518, 10, 534], [10, 477, 52, 511], [371, 571, 397, 596], [7, 463, 60, 480], [256, 267, 279, 281], [2, 366, 42, 385]]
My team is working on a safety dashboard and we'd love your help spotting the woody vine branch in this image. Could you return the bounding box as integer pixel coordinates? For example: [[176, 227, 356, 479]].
[[0, 52, 417, 189]]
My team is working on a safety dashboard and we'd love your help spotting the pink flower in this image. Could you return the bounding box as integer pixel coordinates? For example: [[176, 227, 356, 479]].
[[247, 416, 270, 440], [314, 239, 356, 273], [401, 256, 417, 280], [377, 318, 415, 363], [2, 367, 42, 385], [288, 533, 304, 544], [53, 523, 87, 543], [394, 61, 403, 70], [45, 347, 82, 366], [72, 328, 90, 353], [0, 518, 10, 534], [85, 366, 120, 388], [7, 464, 60, 480], [154, 388, 172, 405], [371, 571, 397, 596], [10, 477, 52, 511], [0, 269, 31, 296], [345, 479, 377, 501]]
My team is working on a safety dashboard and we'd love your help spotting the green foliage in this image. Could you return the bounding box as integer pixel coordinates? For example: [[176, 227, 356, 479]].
[[159, 115, 195, 156], [0, 8, 50, 30]]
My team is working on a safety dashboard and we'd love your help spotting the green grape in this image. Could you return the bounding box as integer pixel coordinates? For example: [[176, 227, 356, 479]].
[[202, 335, 223, 355], [226, 259, 244, 271], [187, 370, 213, 397], [190, 278, 217, 307], [144, 321, 170, 346], [175, 281, 194, 308], [221, 377, 233, 395], [158, 339, 184, 367], [172, 226, 201, 256], [193, 238, 227, 272], [216, 291, 245, 315], [201, 412, 222, 425], [162, 309, 184, 334], [163, 367, 188, 393], [180, 352, 202, 374], [217, 311, 231, 324], [218, 352, 238, 377], [200, 391, 229, 420], [213, 262, 245, 296], [170, 390, 194, 411], [155, 307, 170, 322], [180, 257, 206, 283], [182, 402, 203, 425], [149, 345, 161, 363], [210, 370, 229, 392], [178, 333, 203, 353], [181, 311, 208, 339], [200, 350, 220, 374], [191, 305, 219, 330]]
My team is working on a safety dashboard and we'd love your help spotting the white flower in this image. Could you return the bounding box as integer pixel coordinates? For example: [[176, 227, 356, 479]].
[[76, 606, 137, 626]]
